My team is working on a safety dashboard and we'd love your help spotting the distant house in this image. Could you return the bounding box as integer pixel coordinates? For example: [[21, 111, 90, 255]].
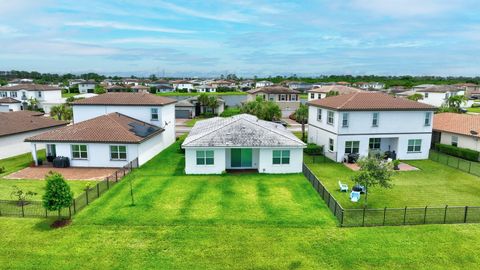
[[412, 84, 436, 92], [175, 96, 225, 119], [247, 86, 300, 117], [354, 82, 385, 90], [255, 80, 273, 88], [307, 85, 362, 101], [78, 80, 97, 94], [0, 84, 65, 113], [239, 80, 255, 89], [0, 111, 68, 159], [0, 97, 22, 112], [155, 85, 175, 93], [195, 84, 216, 93], [307, 92, 436, 162], [455, 83, 480, 96], [432, 113, 480, 152], [284, 81, 313, 92], [182, 114, 306, 174], [171, 80, 194, 92], [123, 79, 141, 86], [416, 85, 466, 107], [7, 78, 34, 87], [130, 85, 150, 93], [211, 80, 236, 89], [106, 84, 130, 92]]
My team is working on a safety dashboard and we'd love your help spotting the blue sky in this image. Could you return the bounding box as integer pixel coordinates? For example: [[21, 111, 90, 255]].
[[1, 0, 479, 77]]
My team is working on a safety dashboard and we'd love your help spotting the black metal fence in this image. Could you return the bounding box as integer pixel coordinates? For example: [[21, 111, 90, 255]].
[[429, 150, 480, 177], [0, 158, 138, 218], [302, 163, 480, 227]]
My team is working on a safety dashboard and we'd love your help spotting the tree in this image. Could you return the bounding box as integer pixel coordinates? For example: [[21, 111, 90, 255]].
[[407, 93, 423, 101], [27, 97, 38, 110], [94, 85, 106, 94], [446, 95, 467, 112], [207, 96, 219, 115], [10, 186, 37, 206], [295, 104, 308, 141], [326, 90, 339, 97], [42, 172, 73, 218], [50, 104, 72, 120], [197, 93, 210, 114], [241, 96, 281, 121], [351, 157, 394, 206]]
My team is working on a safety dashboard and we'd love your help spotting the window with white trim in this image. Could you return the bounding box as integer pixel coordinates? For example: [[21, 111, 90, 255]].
[[0, 92, 6, 97], [273, 150, 290, 165], [372, 112, 379, 127], [151, 108, 159, 120], [407, 139, 422, 153], [10, 91, 17, 98], [196, 150, 214, 165], [345, 141, 359, 154], [329, 138, 334, 152], [279, 94, 286, 101], [110, 145, 127, 160], [369, 138, 381, 149], [317, 108, 322, 121], [451, 136, 458, 147], [424, 93, 429, 98], [424, 112, 432, 126], [342, 113, 349, 127], [71, 144, 88, 159], [327, 111, 334, 125], [310, 93, 314, 99]]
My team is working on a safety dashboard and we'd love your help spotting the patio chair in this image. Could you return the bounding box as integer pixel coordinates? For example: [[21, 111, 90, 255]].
[[350, 191, 361, 203], [338, 181, 348, 192]]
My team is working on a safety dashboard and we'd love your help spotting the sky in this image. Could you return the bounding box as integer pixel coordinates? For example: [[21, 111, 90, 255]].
[[1, 0, 480, 77]]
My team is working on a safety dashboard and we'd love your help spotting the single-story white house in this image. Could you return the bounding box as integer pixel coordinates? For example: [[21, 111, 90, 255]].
[[25, 113, 167, 167], [432, 113, 480, 152], [0, 111, 68, 159], [175, 96, 225, 119], [0, 97, 22, 112], [182, 114, 306, 174]]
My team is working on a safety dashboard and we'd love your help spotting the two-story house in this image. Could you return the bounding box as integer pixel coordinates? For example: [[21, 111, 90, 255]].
[[26, 92, 177, 168], [307, 85, 362, 101], [255, 80, 273, 88], [78, 80, 97, 94], [416, 85, 466, 107], [171, 80, 194, 92], [0, 84, 65, 113], [247, 86, 300, 117], [307, 92, 436, 162]]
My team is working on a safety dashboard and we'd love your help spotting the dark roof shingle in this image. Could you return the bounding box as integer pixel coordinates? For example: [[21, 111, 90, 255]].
[[0, 97, 21, 103], [72, 92, 176, 106]]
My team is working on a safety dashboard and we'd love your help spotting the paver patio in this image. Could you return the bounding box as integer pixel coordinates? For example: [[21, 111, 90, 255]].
[[343, 162, 419, 171], [4, 166, 117, 180]]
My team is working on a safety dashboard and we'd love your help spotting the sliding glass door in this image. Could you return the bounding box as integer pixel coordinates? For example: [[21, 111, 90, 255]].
[[231, 148, 253, 168]]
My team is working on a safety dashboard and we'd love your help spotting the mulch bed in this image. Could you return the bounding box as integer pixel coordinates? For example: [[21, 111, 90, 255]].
[[50, 219, 72, 229]]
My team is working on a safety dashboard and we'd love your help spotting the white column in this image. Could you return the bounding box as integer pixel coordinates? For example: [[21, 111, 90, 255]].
[[31, 143, 38, 166]]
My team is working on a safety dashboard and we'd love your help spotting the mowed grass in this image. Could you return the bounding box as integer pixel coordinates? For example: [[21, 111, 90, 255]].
[[0, 150, 46, 177], [0, 179, 93, 200], [1, 142, 480, 269], [305, 156, 480, 209]]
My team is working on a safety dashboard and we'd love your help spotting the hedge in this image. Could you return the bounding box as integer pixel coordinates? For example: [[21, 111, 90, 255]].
[[304, 143, 324, 155], [435, 143, 480, 161]]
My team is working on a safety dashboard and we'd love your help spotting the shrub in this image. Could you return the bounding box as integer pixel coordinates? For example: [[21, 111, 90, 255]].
[[43, 171, 73, 216], [435, 143, 480, 161], [304, 143, 323, 155], [220, 107, 241, 117], [472, 103, 480, 108]]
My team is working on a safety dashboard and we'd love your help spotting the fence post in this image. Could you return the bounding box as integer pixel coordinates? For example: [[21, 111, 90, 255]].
[[362, 207, 366, 227], [106, 177, 110, 189], [21, 202, 25, 217], [444, 205, 448, 224], [469, 162, 472, 174], [403, 206, 407, 225], [115, 171, 118, 182], [340, 209, 344, 227], [423, 206, 428, 224], [96, 183, 100, 197], [334, 202, 337, 217], [73, 199, 76, 214], [383, 207, 387, 226], [86, 190, 89, 205], [464, 206, 469, 223], [69, 205, 72, 218], [328, 194, 332, 208], [45, 208, 48, 218]]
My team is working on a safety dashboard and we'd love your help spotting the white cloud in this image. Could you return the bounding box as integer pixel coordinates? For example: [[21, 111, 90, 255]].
[[107, 37, 221, 48], [351, 0, 459, 17], [0, 25, 18, 34], [64, 21, 194, 34]]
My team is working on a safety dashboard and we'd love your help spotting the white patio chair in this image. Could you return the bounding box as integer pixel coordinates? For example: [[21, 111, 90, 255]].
[[350, 191, 361, 202], [339, 181, 348, 192]]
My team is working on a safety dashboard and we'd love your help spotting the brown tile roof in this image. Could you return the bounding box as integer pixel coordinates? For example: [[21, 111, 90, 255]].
[[131, 85, 149, 89], [0, 111, 68, 137], [247, 86, 300, 95], [308, 92, 436, 111], [433, 113, 480, 137], [0, 97, 21, 103], [72, 92, 176, 106], [0, 84, 62, 91], [26, 113, 164, 143], [308, 85, 362, 94], [416, 85, 461, 93]]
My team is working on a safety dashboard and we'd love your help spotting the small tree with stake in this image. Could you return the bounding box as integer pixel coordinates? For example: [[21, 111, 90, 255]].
[[351, 157, 394, 206], [43, 171, 73, 227]]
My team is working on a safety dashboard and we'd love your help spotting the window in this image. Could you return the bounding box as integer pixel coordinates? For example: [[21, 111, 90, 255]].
[[372, 112, 379, 127], [110, 145, 127, 160], [0, 91, 6, 97], [196, 150, 214, 165], [37, 91, 42, 98], [369, 138, 381, 149], [317, 108, 322, 121], [273, 150, 290, 165], [310, 93, 315, 99], [151, 108, 159, 120], [424, 112, 432, 126], [407, 139, 422, 153], [279, 94, 286, 101], [329, 138, 334, 152], [424, 93, 429, 98], [342, 113, 349, 127], [327, 111, 334, 125], [10, 91, 17, 98], [451, 136, 458, 147], [345, 141, 360, 154], [71, 144, 88, 159], [291, 95, 297, 101]]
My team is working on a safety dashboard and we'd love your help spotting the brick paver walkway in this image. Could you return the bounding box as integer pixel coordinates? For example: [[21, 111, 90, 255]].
[[5, 166, 118, 180]]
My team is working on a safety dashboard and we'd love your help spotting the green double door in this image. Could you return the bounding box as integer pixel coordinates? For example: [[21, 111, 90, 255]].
[[231, 148, 253, 168]]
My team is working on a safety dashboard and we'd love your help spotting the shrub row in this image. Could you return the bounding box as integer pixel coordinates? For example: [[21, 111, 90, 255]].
[[304, 143, 323, 155], [435, 143, 480, 161]]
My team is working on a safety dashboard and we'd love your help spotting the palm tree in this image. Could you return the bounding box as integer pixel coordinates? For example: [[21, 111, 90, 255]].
[[260, 101, 281, 121], [446, 95, 467, 112], [295, 104, 308, 141], [50, 105, 63, 120], [407, 93, 424, 101], [207, 96, 219, 115], [49, 104, 73, 120], [197, 93, 210, 114]]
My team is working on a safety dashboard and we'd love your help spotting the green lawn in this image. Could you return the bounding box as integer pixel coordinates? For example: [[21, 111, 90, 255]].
[[467, 107, 480, 113], [157, 91, 247, 97], [0, 150, 46, 177], [305, 156, 480, 209], [0, 179, 93, 199], [2, 142, 480, 268], [62, 92, 77, 98]]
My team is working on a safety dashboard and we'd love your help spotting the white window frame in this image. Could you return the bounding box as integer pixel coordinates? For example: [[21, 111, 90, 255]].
[[424, 93, 429, 98], [71, 144, 88, 160], [110, 145, 127, 161], [291, 94, 297, 101], [372, 112, 379, 127], [317, 108, 322, 121], [407, 139, 422, 153], [451, 136, 458, 147], [329, 138, 334, 152], [196, 150, 214, 165], [10, 91, 17, 98], [279, 94, 286, 101], [151, 108, 159, 121], [424, 112, 432, 126], [272, 150, 290, 165], [345, 141, 360, 154], [327, 111, 334, 125], [310, 93, 314, 99], [0, 91, 6, 97], [342, 112, 349, 127], [369, 138, 381, 150]]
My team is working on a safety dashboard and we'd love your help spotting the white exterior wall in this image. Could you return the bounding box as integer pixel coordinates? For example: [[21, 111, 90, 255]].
[[79, 83, 96, 93], [440, 132, 480, 152], [0, 103, 21, 111], [0, 128, 63, 159], [419, 91, 465, 107], [258, 148, 303, 173], [184, 148, 226, 174], [307, 92, 326, 101]]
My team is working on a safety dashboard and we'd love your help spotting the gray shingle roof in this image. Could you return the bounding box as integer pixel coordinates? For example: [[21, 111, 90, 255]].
[[182, 114, 306, 148]]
